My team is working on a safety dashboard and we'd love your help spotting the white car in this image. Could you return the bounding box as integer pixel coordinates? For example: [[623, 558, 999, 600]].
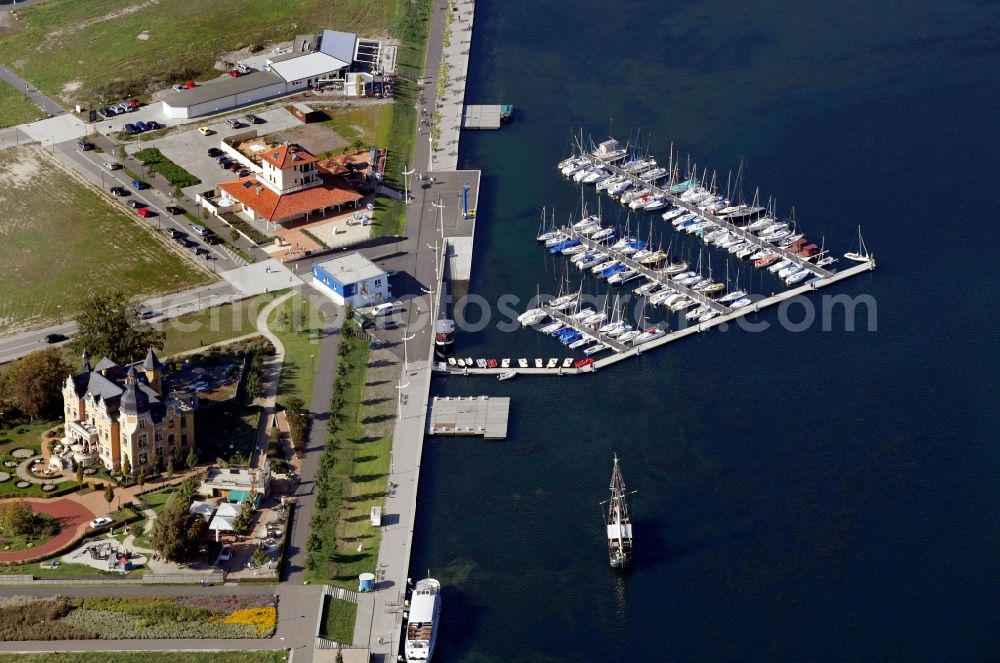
[[103, 161, 122, 170], [370, 302, 400, 316], [89, 517, 113, 528], [173, 84, 185, 92]]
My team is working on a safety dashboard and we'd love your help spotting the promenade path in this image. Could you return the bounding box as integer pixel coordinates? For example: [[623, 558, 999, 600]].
[[251, 291, 296, 469], [430, 0, 476, 171]]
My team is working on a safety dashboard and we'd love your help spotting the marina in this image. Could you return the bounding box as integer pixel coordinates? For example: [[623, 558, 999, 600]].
[[427, 395, 510, 439]]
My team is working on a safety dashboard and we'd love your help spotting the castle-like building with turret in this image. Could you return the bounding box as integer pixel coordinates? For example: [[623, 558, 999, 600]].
[[61, 349, 196, 474]]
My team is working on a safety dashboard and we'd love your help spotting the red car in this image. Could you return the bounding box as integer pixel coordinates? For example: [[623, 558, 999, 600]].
[[128, 99, 141, 109], [228, 70, 241, 78], [136, 207, 153, 218], [184, 80, 196, 89]]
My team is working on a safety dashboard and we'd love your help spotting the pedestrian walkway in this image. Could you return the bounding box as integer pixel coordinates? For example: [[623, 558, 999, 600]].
[[251, 290, 296, 469], [0, 61, 66, 117], [430, 0, 477, 171]]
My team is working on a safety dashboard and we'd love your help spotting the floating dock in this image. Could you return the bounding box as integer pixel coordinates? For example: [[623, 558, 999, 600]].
[[462, 104, 511, 130], [427, 395, 510, 438]]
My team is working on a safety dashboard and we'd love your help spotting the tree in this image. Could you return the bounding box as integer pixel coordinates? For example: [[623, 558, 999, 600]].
[[10, 348, 70, 420], [148, 451, 160, 474], [103, 484, 115, 513], [186, 447, 198, 470], [69, 290, 164, 365], [150, 496, 206, 562], [0, 500, 33, 535], [172, 443, 183, 463], [137, 469, 145, 488], [251, 547, 268, 568], [121, 455, 131, 478], [75, 464, 84, 485], [230, 228, 239, 243], [166, 457, 175, 479]]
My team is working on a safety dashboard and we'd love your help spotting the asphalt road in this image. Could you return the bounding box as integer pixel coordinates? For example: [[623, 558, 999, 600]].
[[0, 62, 65, 116]]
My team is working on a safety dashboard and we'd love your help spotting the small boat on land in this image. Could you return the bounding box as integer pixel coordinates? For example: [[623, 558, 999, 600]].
[[518, 358, 528, 368], [534, 358, 543, 368]]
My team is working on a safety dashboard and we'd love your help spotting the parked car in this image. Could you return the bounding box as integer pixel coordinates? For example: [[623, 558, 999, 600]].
[[218, 159, 232, 169], [136, 207, 153, 218], [123, 123, 138, 135], [228, 69, 241, 78], [244, 113, 262, 124], [192, 225, 210, 237], [165, 228, 181, 238], [103, 161, 121, 170], [236, 63, 251, 74], [44, 333, 68, 344], [132, 179, 149, 190], [371, 302, 401, 316], [198, 126, 213, 136], [237, 168, 250, 177], [128, 99, 141, 109], [135, 121, 149, 132], [225, 118, 241, 128], [145, 120, 160, 130], [165, 205, 184, 215], [139, 309, 159, 320], [172, 83, 186, 92], [99, 107, 112, 117], [227, 162, 240, 171], [126, 199, 145, 209], [207, 147, 223, 157], [109, 186, 128, 196], [204, 234, 222, 245], [218, 546, 232, 561], [77, 139, 94, 151], [89, 517, 113, 529]]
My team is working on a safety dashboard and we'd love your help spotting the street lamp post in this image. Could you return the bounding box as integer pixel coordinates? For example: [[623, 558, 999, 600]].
[[402, 165, 414, 205], [401, 333, 415, 373], [395, 382, 410, 422]]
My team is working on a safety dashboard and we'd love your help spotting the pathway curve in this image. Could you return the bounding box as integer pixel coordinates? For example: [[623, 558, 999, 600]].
[[252, 290, 297, 468], [15, 457, 71, 485], [0, 497, 95, 562]]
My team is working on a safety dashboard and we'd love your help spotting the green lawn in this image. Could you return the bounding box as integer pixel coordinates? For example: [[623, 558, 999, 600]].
[[268, 294, 325, 410], [0, 653, 284, 663], [133, 148, 201, 188], [0, 0, 401, 106], [0, 559, 148, 579], [0, 81, 45, 128], [0, 147, 212, 334], [320, 596, 358, 643], [156, 292, 280, 356], [306, 335, 394, 587], [315, 105, 384, 155]]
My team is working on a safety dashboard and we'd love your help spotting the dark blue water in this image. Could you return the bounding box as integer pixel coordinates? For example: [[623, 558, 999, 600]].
[[411, 1, 1000, 660]]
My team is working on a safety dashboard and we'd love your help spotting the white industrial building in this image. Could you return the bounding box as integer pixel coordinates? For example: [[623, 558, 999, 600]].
[[162, 29, 381, 120]]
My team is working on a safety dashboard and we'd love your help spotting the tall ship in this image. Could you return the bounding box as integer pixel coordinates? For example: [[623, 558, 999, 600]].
[[603, 454, 634, 569], [405, 577, 441, 662]]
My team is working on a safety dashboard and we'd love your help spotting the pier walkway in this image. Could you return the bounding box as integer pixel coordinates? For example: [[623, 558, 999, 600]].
[[442, 258, 875, 378], [581, 153, 834, 279], [462, 104, 503, 129], [569, 230, 732, 314], [429, 0, 477, 171]]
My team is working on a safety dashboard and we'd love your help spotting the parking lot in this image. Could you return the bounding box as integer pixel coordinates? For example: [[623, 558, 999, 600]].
[[133, 106, 304, 195]]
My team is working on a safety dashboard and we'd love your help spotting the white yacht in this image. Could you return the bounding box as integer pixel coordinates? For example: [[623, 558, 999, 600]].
[[405, 578, 442, 662]]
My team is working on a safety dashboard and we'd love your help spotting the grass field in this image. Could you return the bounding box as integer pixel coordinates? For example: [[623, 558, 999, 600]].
[[306, 335, 394, 587], [0, 558, 148, 579], [316, 105, 384, 155], [0, 81, 44, 128], [133, 148, 201, 187], [268, 294, 325, 410], [0, 146, 211, 334], [320, 595, 358, 643], [155, 292, 280, 357], [0, 653, 284, 663], [0, 0, 401, 105]]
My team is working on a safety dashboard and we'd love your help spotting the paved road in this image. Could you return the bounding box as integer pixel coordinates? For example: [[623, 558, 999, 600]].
[[0, 583, 322, 654], [0, 62, 66, 117]]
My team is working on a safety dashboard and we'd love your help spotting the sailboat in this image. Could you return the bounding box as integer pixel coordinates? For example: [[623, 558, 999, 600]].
[[844, 226, 873, 263], [602, 454, 635, 569]]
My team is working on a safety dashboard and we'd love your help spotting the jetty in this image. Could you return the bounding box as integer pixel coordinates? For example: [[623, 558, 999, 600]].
[[427, 395, 509, 439], [461, 104, 512, 130]]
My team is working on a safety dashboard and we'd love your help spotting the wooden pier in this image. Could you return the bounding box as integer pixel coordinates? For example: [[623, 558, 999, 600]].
[[462, 105, 504, 130], [581, 153, 833, 279], [427, 395, 510, 438]]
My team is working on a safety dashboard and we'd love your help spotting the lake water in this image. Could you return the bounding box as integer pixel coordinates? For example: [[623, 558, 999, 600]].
[[410, 1, 1000, 660]]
